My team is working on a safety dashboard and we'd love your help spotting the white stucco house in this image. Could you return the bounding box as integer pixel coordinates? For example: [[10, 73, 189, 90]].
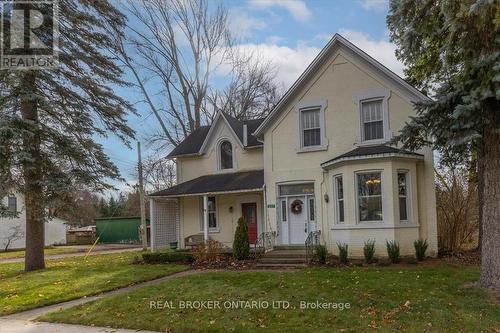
[[0, 191, 68, 250], [149, 34, 438, 258]]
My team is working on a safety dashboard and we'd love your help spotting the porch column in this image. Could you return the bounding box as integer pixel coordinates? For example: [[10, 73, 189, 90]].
[[150, 197, 156, 252], [203, 195, 209, 241]]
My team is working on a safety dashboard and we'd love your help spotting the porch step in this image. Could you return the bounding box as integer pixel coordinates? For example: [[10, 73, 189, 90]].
[[256, 246, 308, 268], [273, 245, 306, 251]]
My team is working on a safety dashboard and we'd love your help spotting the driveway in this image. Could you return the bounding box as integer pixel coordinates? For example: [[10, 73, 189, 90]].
[[0, 245, 142, 264]]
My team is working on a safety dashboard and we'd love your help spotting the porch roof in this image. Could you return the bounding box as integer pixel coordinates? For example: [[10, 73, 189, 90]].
[[321, 145, 424, 168], [149, 170, 264, 197]]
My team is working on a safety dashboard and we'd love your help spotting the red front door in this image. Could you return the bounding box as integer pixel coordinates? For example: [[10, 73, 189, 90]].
[[242, 203, 257, 244]]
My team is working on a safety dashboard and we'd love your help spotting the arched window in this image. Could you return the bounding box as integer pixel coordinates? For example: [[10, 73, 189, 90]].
[[219, 140, 233, 169]]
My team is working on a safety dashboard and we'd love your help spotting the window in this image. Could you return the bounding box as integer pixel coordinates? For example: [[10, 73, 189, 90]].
[[308, 197, 315, 221], [280, 199, 287, 222], [199, 196, 217, 230], [398, 171, 409, 222], [300, 108, 321, 147], [361, 99, 384, 141], [279, 183, 314, 196], [334, 175, 344, 223], [7, 195, 17, 212], [219, 140, 233, 169], [357, 172, 383, 222]]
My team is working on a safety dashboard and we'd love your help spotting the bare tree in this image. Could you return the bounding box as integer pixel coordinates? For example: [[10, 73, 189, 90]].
[[3, 225, 24, 251], [117, 0, 230, 148], [142, 157, 176, 192], [208, 49, 282, 121], [435, 166, 479, 254], [116, 0, 281, 149]]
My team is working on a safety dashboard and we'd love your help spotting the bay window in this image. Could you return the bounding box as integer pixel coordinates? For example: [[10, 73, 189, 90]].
[[357, 172, 383, 222]]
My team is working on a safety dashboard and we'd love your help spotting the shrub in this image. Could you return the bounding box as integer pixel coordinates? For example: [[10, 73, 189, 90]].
[[192, 239, 223, 264], [363, 239, 376, 264], [414, 239, 428, 261], [386, 240, 400, 263], [142, 251, 194, 264], [233, 217, 250, 260], [337, 242, 348, 264], [314, 245, 328, 264]]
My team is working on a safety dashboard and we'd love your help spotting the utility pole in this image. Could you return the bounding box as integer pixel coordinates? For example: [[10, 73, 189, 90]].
[[137, 141, 147, 251]]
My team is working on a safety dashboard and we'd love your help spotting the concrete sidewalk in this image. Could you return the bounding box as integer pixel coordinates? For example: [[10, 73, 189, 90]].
[[0, 318, 159, 333], [0, 270, 206, 333], [0, 246, 142, 264]]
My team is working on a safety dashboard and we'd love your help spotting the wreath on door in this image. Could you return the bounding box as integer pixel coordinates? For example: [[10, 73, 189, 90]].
[[290, 199, 303, 214]]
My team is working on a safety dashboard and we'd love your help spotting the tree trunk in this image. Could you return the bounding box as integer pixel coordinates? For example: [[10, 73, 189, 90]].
[[477, 146, 484, 252], [21, 73, 45, 271], [480, 103, 500, 291]]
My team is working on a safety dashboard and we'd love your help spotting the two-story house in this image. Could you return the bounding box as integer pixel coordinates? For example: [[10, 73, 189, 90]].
[[149, 34, 438, 257]]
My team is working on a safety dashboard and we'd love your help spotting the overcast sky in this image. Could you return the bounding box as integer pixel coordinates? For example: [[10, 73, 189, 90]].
[[103, 0, 402, 194]]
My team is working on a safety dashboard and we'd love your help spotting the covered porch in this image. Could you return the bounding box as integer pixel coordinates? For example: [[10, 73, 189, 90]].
[[149, 170, 266, 251]]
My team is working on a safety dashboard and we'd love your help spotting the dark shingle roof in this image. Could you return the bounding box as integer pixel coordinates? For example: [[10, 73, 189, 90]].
[[167, 115, 265, 158], [321, 145, 423, 166], [149, 170, 264, 197], [167, 126, 211, 158]]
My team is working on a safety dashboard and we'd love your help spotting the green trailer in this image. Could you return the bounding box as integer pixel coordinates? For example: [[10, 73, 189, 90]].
[[95, 217, 150, 244]]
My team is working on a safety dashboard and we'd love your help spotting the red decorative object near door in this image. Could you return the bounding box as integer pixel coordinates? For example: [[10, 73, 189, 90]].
[[242, 203, 257, 244]]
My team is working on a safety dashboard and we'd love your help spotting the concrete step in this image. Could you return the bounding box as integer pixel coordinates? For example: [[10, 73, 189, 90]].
[[273, 245, 306, 251], [261, 251, 306, 258], [258, 257, 307, 264]]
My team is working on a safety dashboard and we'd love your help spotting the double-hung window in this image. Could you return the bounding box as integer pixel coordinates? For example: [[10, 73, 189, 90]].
[[398, 171, 409, 222], [334, 175, 344, 223], [300, 108, 321, 147], [361, 99, 384, 141], [357, 172, 383, 222], [200, 196, 217, 230]]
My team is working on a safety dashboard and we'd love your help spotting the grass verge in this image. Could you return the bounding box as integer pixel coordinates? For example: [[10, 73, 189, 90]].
[[0, 251, 188, 315], [0, 246, 82, 259], [40, 265, 499, 332]]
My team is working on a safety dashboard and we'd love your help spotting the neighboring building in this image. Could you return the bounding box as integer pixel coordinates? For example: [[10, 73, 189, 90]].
[[0, 192, 68, 250], [149, 34, 438, 257], [95, 217, 150, 244]]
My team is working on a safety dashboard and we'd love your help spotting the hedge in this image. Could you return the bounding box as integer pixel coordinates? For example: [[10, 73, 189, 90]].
[[142, 251, 194, 264]]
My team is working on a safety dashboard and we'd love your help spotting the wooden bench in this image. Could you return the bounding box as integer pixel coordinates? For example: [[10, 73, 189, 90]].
[[184, 234, 208, 248]]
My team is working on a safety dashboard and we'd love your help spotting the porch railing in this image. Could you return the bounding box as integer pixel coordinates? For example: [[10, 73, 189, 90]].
[[305, 230, 321, 263], [253, 231, 276, 258]]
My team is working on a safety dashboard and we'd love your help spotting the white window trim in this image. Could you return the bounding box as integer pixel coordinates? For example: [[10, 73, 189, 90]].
[[216, 137, 236, 172], [296, 99, 328, 152], [397, 169, 411, 224], [199, 196, 219, 233], [353, 89, 391, 146], [333, 174, 344, 224], [355, 170, 384, 224]]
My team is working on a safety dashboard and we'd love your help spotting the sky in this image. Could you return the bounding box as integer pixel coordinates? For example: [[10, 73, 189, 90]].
[[103, 0, 402, 194]]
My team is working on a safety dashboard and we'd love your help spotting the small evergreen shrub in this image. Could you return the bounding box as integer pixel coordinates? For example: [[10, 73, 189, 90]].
[[142, 251, 194, 264], [363, 239, 376, 264], [386, 240, 400, 263], [233, 217, 250, 260], [314, 245, 328, 264], [414, 239, 428, 261], [337, 242, 348, 264]]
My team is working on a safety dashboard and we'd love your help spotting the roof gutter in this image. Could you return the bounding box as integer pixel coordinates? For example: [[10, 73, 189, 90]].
[[321, 152, 424, 169]]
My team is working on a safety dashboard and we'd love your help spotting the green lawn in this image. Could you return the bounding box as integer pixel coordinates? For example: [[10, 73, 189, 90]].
[[40, 265, 499, 333], [0, 252, 188, 315], [0, 246, 82, 259]]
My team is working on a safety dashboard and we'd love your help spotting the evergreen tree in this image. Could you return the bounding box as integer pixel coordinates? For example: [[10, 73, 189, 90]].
[[233, 217, 250, 260], [387, 0, 499, 290], [0, 1, 134, 271]]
